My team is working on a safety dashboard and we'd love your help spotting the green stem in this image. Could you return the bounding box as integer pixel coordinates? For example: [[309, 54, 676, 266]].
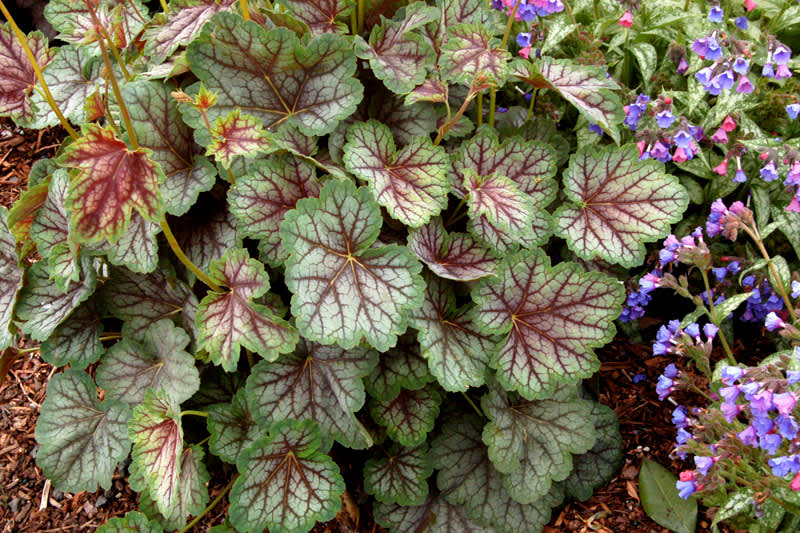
[[160, 219, 224, 292], [97, 38, 139, 150], [561, 0, 577, 25], [83, 0, 131, 81], [195, 435, 211, 447], [245, 348, 255, 369], [357, 0, 365, 34], [490, 0, 521, 128], [444, 195, 468, 227], [525, 88, 537, 123], [742, 225, 798, 324], [683, 0, 690, 11], [225, 166, 237, 186], [488, 90, 497, 128], [700, 268, 736, 364], [181, 410, 209, 418], [99, 333, 122, 341], [240, 0, 250, 19], [434, 89, 476, 145], [179, 476, 238, 533], [476, 92, 483, 126], [461, 392, 484, 418], [351, 7, 357, 34], [159, 0, 169, 12], [0, 0, 79, 139], [16, 346, 40, 355]]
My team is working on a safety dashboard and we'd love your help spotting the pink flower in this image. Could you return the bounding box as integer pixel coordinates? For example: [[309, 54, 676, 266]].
[[744, 0, 757, 11], [518, 46, 531, 59], [637, 140, 647, 157], [672, 147, 688, 162], [788, 196, 800, 213], [679, 470, 695, 481], [791, 471, 800, 491], [713, 160, 728, 175], [721, 116, 737, 132], [711, 128, 729, 144], [619, 10, 634, 27]]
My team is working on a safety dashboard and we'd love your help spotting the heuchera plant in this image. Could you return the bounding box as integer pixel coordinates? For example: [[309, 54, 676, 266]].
[[0, 0, 698, 530]]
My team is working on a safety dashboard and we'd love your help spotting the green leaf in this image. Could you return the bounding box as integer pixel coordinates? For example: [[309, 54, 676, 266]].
[[143, 0, 236, 64], [714, 292, 753, 320], [639, 459, 697, 533], [365, 339, 435, 401], [405, 79, 449, 105], [375, 494, 492, 532], [0, 207, 23, 349], [228, 154, 321, 266], [282, 0, 350, 33], [60, 124, 164, 243], [440, 23, 509, 86], [481, 385, 596, 503], [35, 369, 131, 493], [430, 414, 564, 529], [207, 109, 275, 167], [408, 218, 497, 281], [246, 339, 378, 448], [629, 42, 657, 89], [343, 120, 449, 227], [356, 2, 439, 94], [554, 145, 689, 267], [207, 388, 264, 464], [7, 180, 49, 260], [186, 13, 363, 136], [365, 443, 432, 506], [0, 24, 53, 123], [512, 57, 624, 143], [16, 259, 96, 341], [281, 180, 425, 351], [97, 511, 163, 533], [129, 390, 184, 516], [710, 489, 755, 532], [39, 299, 103, 369], [122, 80, 216, 216], [229, 420, 345, 533], [370, 384, 442, 446], [196, 248, 298, 371], [472, 248, 623, 399], [96, 319, 199, 405], [101, 214, 161, 274], [564, 401, 622, 501], [463, 170, 535, 236], [410, 274, 494, 391], [44, 0, 148, 47], [771, 208, 800, 259]]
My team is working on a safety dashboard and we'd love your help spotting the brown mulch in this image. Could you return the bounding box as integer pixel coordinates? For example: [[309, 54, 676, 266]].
[[0, 119, 714, 532]]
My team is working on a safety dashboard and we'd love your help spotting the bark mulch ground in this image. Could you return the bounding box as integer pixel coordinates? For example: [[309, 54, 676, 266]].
[[0, 119, 717, 532]]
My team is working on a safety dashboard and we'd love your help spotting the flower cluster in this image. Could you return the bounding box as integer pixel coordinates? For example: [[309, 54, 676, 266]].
[[705, 198, 753, 240], [691, 24, 755, 95], [495, 0, 564, 58], [741, 275, 785, 323]]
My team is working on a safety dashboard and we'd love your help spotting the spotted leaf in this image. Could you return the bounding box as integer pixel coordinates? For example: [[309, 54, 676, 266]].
[[0, 208, 23, 349], [144, 0, 236, 64], [207, 388, 264, 464], [0, 24, 53, 123], [228, 420, 345, 533], [440, 23, 509, 86], [281, 180, 425, 351], [554, 145, 689, 268], [365, 443, 432, 506], [196, 248, 298, 371], [408, 218, 497, 281], [370, 384, 442, 446], [35, 369, 131, 493], [472, 248, 623, 399]]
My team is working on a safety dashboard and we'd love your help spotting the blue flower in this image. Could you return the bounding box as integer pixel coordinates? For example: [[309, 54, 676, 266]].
[[761, 161, 779, 182], [694, 456, 714, 475], [676, 480, 697, 499], [657, 375, 674, 400], [676, 427, 692, 444], [672, 406, 689, 428], [735, 16, 749, 29], [792, 280, 800, 299], [656, 110, 675, 128], [516, 32, 532, 48], [788, 370, 800, 385], [720, 365, 743, 384], [685, 323, 700, 338], [720, 385, 740, 403], [776, 415, 799, 440], [787, 104, 800, 120], [774, 45, 792, 65], [708, 5, 723, 23], [664, 363, 679, 378], [633, 373, 647, 383], [732, 57, 749, 75], [765, 312, 785, 331], [760, 433, 782, 455], [770, 455, 800, 477]]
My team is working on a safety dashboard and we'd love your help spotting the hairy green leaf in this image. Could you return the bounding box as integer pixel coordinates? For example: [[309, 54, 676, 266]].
[[564, 403, 623, 501], [408, 218, 497, 281], [172, 201, 239, 273], [102, 214, 161, 274], [207, 388, 264, 464], [0, 24, 53, 123], [0, 207, 23, 349], [365, 443, 432, 505], [370, 384, 442, 446], [463, 170, 534, 236], [365, 339, 435, 401], [35, 369, 131, 493]]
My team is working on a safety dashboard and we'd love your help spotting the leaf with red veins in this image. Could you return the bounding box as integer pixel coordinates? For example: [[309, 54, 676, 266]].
[[343, 120, 449, 227], [439, 23, 509, 87], [228, 154, 321, 266], [370, 384, 442, 446], [405, 78, 448, 105], [554, 145, 689, 268], [196, 248, 298, 371], [283, 0, 351, 34], [173, 201, 239, 272], [375, 493, 492, 532], [60, 124, 164, 244], [144, 0, 236, 64], [408, 218, 496, 281], [0, 24, 53, 123], [463, 169, 534, 236], [472, 248, 623, 400], [0, 208, 23, 349], [207, 109, 275, 167]]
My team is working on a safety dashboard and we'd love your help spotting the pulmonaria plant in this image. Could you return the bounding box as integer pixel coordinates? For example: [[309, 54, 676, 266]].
[[0, 0, 701, 530]]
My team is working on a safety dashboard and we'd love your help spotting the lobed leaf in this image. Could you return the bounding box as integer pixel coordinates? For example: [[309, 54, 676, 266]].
[[207, 109, 275, 167], [375, 494, 492, 533], [246, 339, 378, 449], [366, 339, 435, 401], [282, 0, 351, 34], [229, 420, 345, 533], [35, 369, 131, 493], [364, 443, 432, 506], [564, 403, 623, 501], [343, 120, 449, 227], [472, 248, 623, 399], [39, 299, 103, 369], [370, 384, 442, 447], [103, 215, 161, 274], [0, 208, 23, 349], [207, 388, 264, 464], [96, 511, 163, 533], [554, 145, 689, 267], [6, 180, 49, 260], [408, 218, 497, 281], [44, 0, 148, 47], [463, 170, 534, 236], [0, 24, 53, 123], [440, 23, 509, 86], [281, 180, 425, 351]]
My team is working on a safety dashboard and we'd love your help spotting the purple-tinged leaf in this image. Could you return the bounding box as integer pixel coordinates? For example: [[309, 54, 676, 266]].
[[472, 249, 623, 399], [96, 511, 163, 533], [405, 79, 448, 105], [410, 274, 494, 391], [186, 13, 363, 136], [172, 200, 238, 273], [207, 109, 275, 167], [440, 23, 509, 86], [375, 494, 491, 533], [129, 390, 183, 516], [343, 120, 449, 227], [229, 420, 345, 533], [0, 207, 23, 349], [438, 0, 503, 30], [97, 319, 199, 405], [35, 369, 131, 493], [365, 443, 432, 506], [554, 145, 689, 267], [281, 180, 425, 351], [369, 94, 439, 145], [370, 384, 442, 446], [44, 0, 149, 46], [207, 388, 264, 464], [228, 155, 321, 266], [463, 170, 534, 236], [283, 0, 351, 34], [122, 81, 216, 217], [60, 124, 164, 244], [102, 267, 199, 345], [430, 414, 564, 530], [102, 214, 161, 274], [365, 339, 434, 402], [16, 259, 96, 341], [144, 0, 236, 64], [564, 403, 623, 501], [0, 24, 53, 123], [356, 2, 439, 94], [481, 385, 596, 503], [196, 248, 298, 371], [512, 57, 623, 143], [39, 299, 102, 369], [246, 339, 378, 448], [408, 218, 497, 281]]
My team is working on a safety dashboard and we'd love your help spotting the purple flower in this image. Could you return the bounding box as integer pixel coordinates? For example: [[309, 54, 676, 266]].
[[656, 110, 675, 128], [676, 427, 692, 444], [751, 390, 775, 414], [721, 401, 742, 422], [734, 168, 747, 182], [633, 373, 647, 383], [763, 62, 775, 78], [788, 370, 800, 385], [770, 455, 800, 477], [694, 456, 714, 475], [589, 123, 603, 136], [728, 261, 740, 274], [716, 70, 735, 90], [761, 161, 779, 182], [720, 365, 743, 384], [777, 415, 799, 440], [677, 57, 689, 75], [712, 266, 728, 282], [708, 5, 723, 22], [766, 312, 785, 331], [706, 38, 723, 60], [735, 16, 749, 29], [774, 45, 792, 65], [711, 128, 729, 144], [696, 66, 713, 85], [657, 375, 674, 400], [788, 104, 800, 120], [741, 381, 760, 400], [673, 129, 692, 149], [760, 433, 783, 455], [664, 362, 679, 377], [775, 393, 797, 416], [736, 75, 754, 94], [672, 406, 689, 428], [676, 479, 697, 499], [738, 425, 758, 446], [720, 386, 740, 404], [651, 141, 672, 162], [753, 414, 775, 435], [516, 32, 531, 48], [792, 280, 800, 299], [732, 57, 750, 75], [776, 64, 792, 79]]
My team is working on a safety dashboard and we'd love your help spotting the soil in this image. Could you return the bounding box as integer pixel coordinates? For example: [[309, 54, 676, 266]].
[[0, 119, 723, 532]]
